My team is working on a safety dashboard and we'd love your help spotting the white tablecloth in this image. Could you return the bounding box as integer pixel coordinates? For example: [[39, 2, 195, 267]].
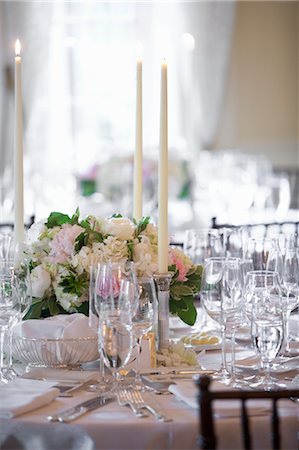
[[0, 346, 298, 450]]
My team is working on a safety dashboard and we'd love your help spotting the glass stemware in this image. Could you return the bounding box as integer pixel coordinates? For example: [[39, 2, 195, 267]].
[[87, 263, 112, 393], [132, 277, 157, 389], [280, 237, 299, 356], [98, 278, 133, 390], [0, 274, 21, 385], [244, 270, 285, 390], [201, 257, 243, 382]]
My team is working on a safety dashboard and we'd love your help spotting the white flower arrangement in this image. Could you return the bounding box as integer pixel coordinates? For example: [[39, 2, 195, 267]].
[[24, 209, 202, 325]]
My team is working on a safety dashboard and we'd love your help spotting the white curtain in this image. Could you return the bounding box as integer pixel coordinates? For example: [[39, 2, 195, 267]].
[[0, 1, 236, 221], [179, 1, 236, 152]]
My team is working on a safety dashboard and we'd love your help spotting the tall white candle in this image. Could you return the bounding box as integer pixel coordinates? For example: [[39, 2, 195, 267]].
[[158, 60, 168, 274], [133, 58, 143, 221], [14, 39, 24, 250]]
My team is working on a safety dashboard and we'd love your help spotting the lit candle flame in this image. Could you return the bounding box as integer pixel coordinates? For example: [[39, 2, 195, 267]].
[[15, 39, 21, 57]]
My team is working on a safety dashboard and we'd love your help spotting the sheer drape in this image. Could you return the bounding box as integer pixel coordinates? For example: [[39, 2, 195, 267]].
[[0, 1, 236, 220]]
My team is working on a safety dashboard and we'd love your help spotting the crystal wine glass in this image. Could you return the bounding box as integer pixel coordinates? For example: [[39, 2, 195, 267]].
[[200, 257, 229, 380], [0, 274, 21, 385], [131, 276, 157, 389], [244, 270, 285, 390], [98, 278, 133, 390], [280, 236, 299, 356]]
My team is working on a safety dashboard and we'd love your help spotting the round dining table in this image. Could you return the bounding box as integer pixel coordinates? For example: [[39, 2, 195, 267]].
[[0, 328, 298, 450]]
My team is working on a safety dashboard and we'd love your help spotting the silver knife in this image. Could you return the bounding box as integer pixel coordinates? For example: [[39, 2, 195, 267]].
[[48, 396, 113, 423]]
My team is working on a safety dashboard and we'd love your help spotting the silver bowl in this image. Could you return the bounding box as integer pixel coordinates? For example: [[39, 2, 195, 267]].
[[12, 335, 99, 369]]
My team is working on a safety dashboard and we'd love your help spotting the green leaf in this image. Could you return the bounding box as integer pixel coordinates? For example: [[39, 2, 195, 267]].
[[59, 272, 88, 297], [23, 300, 44, 319], [71, 207, 80, 224], [47, 298, 61, 316], [76, 302, 89, 316], [136, 216, 150, 235], [75, 231, 88, 252], [46, 212, 72, 228], [111, 213, 123, 218], [171, 284, 194, 300], [80, 218, 91, 229], [177, 303, 197, 326], [127, 240, 134, 260], [91, 231, 104, 243]]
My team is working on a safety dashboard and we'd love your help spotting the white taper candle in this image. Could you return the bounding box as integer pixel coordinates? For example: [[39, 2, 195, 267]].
[[133, 58, 143, 221], [158, 60, 168, 274], [14, 39, 24, 250]]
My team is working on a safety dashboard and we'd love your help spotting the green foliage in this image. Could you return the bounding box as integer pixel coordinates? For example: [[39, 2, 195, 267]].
[[24, 297, 64, 320], [169, 263, 203, 326], [127, 240, 134, 260], [59, 272, 88, 297], [110, 213, 123, 218], [135, 216, 150, 235], [46, 212, 73, 228], [74, 231, 89, 252]]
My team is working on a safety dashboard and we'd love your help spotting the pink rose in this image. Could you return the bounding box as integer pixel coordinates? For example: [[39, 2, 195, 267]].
[[169, 248, 192, 282]]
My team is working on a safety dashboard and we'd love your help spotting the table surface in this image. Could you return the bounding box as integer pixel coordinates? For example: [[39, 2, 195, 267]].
[[1, 332, 298, 450]]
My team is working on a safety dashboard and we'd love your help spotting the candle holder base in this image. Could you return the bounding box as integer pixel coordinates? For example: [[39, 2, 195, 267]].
[[154, 272, 173, 351]]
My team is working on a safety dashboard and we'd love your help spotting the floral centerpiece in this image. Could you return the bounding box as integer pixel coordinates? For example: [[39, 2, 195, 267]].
[[24, 209, 202, 326]]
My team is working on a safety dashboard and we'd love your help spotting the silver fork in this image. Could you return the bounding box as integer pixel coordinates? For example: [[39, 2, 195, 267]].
[[116, 389, 148, 418], [127, 389, 172, 422]]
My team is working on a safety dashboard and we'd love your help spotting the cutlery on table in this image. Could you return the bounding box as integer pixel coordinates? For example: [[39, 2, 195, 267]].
[[116, 389, 148, 418], [124, 389, 172, 422], [48, 396, 113, 422], [54, 379, 100, 397]]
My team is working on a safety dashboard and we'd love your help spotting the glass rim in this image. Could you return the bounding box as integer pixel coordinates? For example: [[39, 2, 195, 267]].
[[246, 270, 279, 277]]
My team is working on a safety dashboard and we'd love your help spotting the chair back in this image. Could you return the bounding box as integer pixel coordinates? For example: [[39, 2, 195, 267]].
[[196, 375, 299, 450]]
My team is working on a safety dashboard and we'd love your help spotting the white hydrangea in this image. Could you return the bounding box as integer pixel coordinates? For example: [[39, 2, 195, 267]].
[[133, 235, 158, 276], [98, 236, 129, 262], [54, 285, 86, 312], [71, 245, 105, 274]]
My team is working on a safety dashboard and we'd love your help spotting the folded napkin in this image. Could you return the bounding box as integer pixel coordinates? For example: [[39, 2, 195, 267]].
[[13, 313, 96, 339], [0, 378, 60, 419], [169, 381, 269, 417]]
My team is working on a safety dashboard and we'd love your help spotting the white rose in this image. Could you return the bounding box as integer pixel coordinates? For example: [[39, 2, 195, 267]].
[[103, 217, 135, 241], [30, 265, 51, 298]]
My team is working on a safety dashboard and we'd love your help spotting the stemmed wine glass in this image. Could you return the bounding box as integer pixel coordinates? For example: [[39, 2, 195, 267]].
[[245, 270, 285, 390], [97, 277, 133, 390], [0, 273, 22, 385], [131, 277, 157, 390], [201, 257, 243, 382], [0, 258, 32, 380], [280, 236, 299, 356], [88, 263, 112, 392]]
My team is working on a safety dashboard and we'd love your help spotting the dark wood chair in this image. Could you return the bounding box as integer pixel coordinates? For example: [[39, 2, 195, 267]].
[[196, 375, 299, 450]]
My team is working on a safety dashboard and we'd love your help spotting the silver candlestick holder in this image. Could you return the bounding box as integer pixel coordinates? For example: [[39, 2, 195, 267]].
[[154, 272, 173, 350]]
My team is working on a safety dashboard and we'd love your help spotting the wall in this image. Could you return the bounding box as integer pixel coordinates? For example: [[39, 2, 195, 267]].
[[215, 1, 298, 169]]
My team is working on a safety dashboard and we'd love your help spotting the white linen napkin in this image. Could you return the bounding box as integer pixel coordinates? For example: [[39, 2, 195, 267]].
[[13, 313, 96, 339], [168, 380, 269, 417], [0, 378, 60, 419]]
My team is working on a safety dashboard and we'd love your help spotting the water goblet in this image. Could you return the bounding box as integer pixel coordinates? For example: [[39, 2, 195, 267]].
[[0, 274, 21, 385], [98, 278, 133, 391], [200, 257, 229, 380], [250, 283, 285, 391], [280, 237, 299, 356], [244, 270, 285, 389], [2, 260, 32, 380], [87, 263, 112, 393], [131, 277, 157, 389]]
